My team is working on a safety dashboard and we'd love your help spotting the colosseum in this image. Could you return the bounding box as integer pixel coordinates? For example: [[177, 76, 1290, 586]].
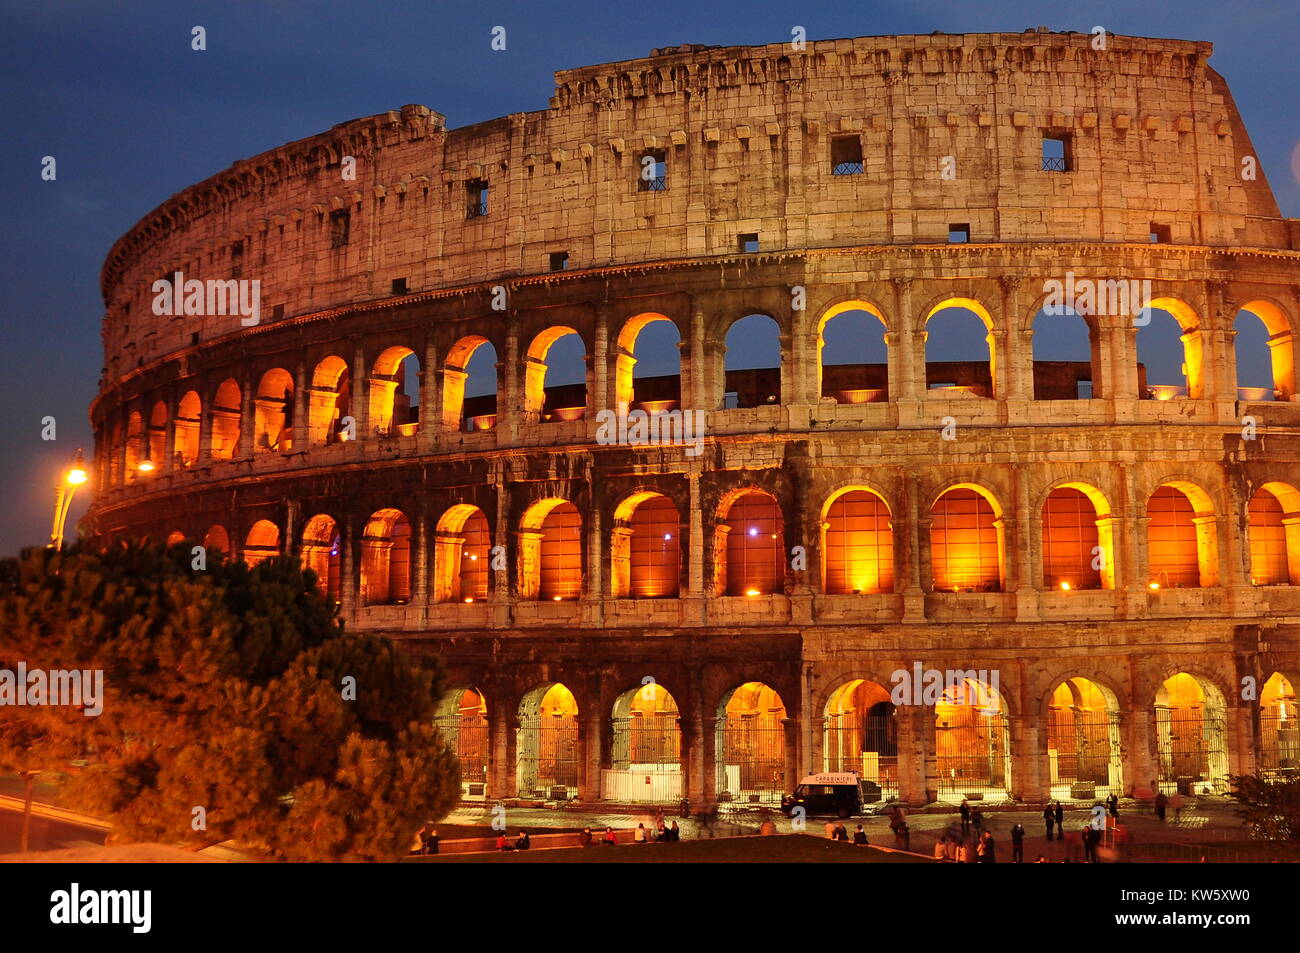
[[86, 30, 1300, 812]]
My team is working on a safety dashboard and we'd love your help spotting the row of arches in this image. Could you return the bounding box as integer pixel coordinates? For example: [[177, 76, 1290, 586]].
[[100, 294, 1297, 485], [179, 478, 1300, 605], [432, 672, 1297, 805]]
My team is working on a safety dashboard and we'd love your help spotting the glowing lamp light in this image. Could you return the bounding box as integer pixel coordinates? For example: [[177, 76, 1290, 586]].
[[1059, 581, 1071, 592], [1149, 581, 1161, 590], [663, 533, 672, 541], [464, 597, 474, 604], [748, 527, 758, 536], [745, 588, 761, 597], [66, 467, 88, 486], [137, 459, 155, 472], [469, 554, 478, 561], [553, 595, 563, 602]]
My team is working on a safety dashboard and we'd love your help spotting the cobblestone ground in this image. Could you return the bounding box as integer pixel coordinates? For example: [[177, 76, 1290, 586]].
[[444, 798, 1249, 861]]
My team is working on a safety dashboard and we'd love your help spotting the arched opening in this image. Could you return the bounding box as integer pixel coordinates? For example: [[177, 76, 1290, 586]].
[[934, 677, 1012, 803], [147, 401, 167, 471], [1032, 305, 1098, 399], [715, 682, 787, 805], [609, 681, 682, 803], [243, 519, 280, 567], [519, 499, 582, 601], [108, 421, 123, 485], [124, 411, 144, 478], [611, 492, 681, 598], [724, 314, 781, 409], [1259, 673, 1298, 776], [253, 368, 294, 452], [1137, 299, 1203, 400], [516, 683, 579, 799], [1146, 483, 1216, 589], [824, 679, 897, 802], [309, 355, 351, 444], [1235, 301, 1294, 401], [821, 488, 894, 594], [525, 327, 587, 422], [930, 486, 1003, 592], [175, 391, 201, 466], [360, 508, 412, 605], [300, 514, 341, 603], [818, 302, 888, 403], [924, 299, 995, 398], [434, 688, 490, 798], [1046, 677, 1123, 801], [1248, 483, 1300, 585], [1042, 484, 1112, 590], [202, 524, 229, 554], [718, 490, 784, 596], [369, 346, 419, 437], [616, 313, 681, 413], [1155, 673, 1228, 794], [433, 504, 491, 603], [443, 336, 498, 432], [210, 378, 241, 460]]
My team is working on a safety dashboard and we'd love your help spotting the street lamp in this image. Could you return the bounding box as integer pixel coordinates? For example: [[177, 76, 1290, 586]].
[[49, 448, 88, 550]]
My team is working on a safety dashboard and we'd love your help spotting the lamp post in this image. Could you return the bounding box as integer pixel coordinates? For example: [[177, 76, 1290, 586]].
[[49, 448, 88, 550]]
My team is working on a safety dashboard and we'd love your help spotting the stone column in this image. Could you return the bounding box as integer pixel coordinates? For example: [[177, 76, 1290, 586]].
[[339, 512, 358, 624], [197, 383, 214, 464], [901, 472, 926, 622], [1013, 464, 1039, 620], [1011, 708, 1050, 803], [412, 512, 429, 613], [237, 380, 254, 459], [488, 695, 517, 800], [350, 339, 370, 439], [895, 704, 929, 806], [892, 278, 921, 405], [578, 684, 604, 802], [781, 716, 799, 796], [420, 334, 438, 453], [502, 316, 520, 443], [162, 390, 177, 475], [689, 302, 709, 411], [591, 302, 611, 415]]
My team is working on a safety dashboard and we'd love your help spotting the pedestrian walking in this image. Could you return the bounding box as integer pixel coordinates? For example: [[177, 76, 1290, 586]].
[[1043, 803, 1055, 841], [971, 806, 983, 834], [959, 799, 971, 836], [977, 831, 996, 863], [1154, 791, 1168, 822], [1010, 823, 1025, 863], [1054, 800, 1064, 833], [1106, 792, 1119, 819]]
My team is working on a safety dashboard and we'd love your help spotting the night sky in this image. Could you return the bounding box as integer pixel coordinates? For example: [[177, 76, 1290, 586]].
[[1, 0, 1295, 552]]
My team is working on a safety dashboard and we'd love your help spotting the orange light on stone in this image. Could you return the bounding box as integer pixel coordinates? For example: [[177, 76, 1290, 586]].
[[638, 400, 679, 415], [551, 406, 586, 422], [1149, 581, 1160, 590], [1059, 581, 1071, 591], [464, 597, 474, 604], [746, 588, 761, 597], [553, 595, 563, 602]]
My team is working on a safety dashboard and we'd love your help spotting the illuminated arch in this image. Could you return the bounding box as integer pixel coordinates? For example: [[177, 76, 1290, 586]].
[[611, 491, 681, 598], [1249, 483, 1300, 585], [442, 335, 498, 431], [610, 681, 682, 803], [516, 683, 579, 799], [1136, 297, 1204, 400], [821, 487, 894, 594], [300, 513, 341, 602], [716, 489, 784, 597], [1235, 299, 1296, 400], [435, 687, 490, 797], [210, 378, 241, 460], [1042, 483, 1114, 590], [715, 682, 788, 804], [1045, 676, 1123, 800], [524, 326, 586, 422], [360, 507, 412, 605], [930, 484, 1004, 592], [433, 503, 491, 603], [935, 675, 1012, 803], [1259, 673, 1298, 775], [253, 368, 294, 453], [1154, 672, 1228, 794], [243, 519, 280, 567], [924, 297, 997, 399], [614, 312, 680, 410], [308, 355, 351, 445], [147, 401, 167, 472], [817, 300, 889, 403], [1146, 481, 1217, 588], [124, 410, 144, 478], [1031, 304, 1099, 400], [519, 498, 581, 601], [823, 678, 897, 801], [369, 346, 419, 437], [175, 390, 201, 466], [202, 524, 230, 554]]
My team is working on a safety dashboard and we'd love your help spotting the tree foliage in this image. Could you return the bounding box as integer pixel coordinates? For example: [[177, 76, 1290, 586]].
[[1229, 773, 1300, 841], [0, 541, 460, 861]]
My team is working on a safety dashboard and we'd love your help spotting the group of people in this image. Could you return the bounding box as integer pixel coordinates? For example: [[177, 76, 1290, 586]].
[[409, 824, 440, 855], [823, 821, 872, 845], [495, 831, 532, 851], [935, 828, 1003, 862]]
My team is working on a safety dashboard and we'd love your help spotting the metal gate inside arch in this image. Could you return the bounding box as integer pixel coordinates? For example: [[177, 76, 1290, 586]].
[[607, 682, 682, 803], [716, 682, 787, 806], [516, 683, 579, 799]]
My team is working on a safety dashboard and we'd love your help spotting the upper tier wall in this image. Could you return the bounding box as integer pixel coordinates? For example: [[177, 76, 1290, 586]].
[[100, 30, 1287, 374]]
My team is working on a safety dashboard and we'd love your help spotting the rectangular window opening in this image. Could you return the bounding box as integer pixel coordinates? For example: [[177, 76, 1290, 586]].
[[831, 136, 864, 175], [549, 251, 569, 272], [948, 224, 970, 243], [739, 233, 760, 253], [329, 209, 350, 247], [466, 180, 489, 218], [1149, 223, 1171, 243], [391, 277, 408, 295], [637, 149, 667, 191], [1041, 134, 1071, 172]]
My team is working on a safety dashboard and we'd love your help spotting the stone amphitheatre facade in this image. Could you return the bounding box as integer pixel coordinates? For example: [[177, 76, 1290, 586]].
[[87, 30, 1300, 809]]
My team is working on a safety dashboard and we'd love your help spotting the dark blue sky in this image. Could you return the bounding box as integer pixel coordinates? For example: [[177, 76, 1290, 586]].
[[1, 0, 1295, 552]]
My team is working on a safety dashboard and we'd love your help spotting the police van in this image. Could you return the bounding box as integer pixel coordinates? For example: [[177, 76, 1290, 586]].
[[781, 772, 867, 818]]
